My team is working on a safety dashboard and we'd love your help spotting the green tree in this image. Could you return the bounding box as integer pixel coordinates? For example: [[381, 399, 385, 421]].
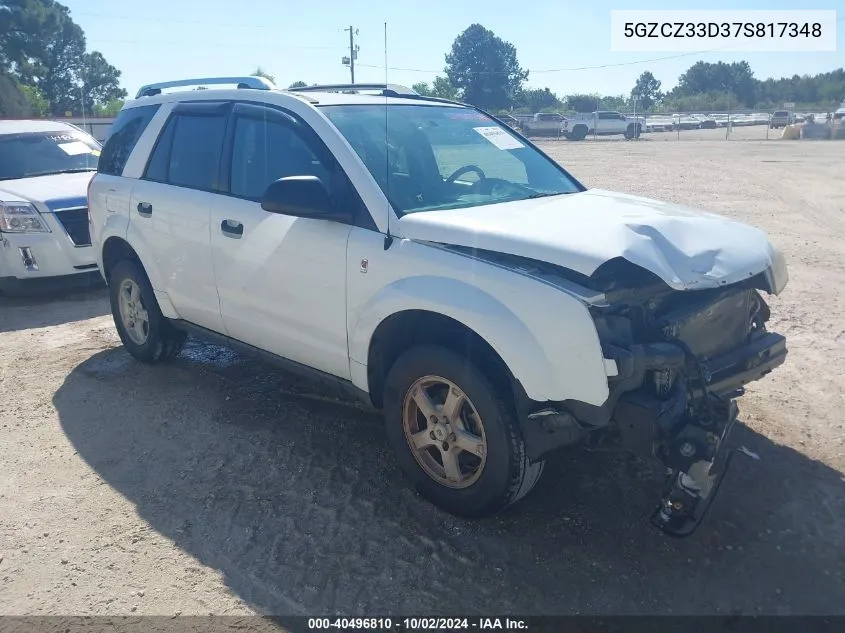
[[287, 80, 308, 89], [663, 90, 736, 112], [251, 66, 276, 85], [673, 61, 757, 107], [516, 87, 561, 112], [0, 0, 65, 75], [413, 76, 459, 100], [565, 94, 601, 113], [1, 1, 126, 115], [598, 95, 628, 111], [0, 73, 31, 116], [18, 82, 48, 115], [631, 71, 662, 109], [444, 24, 528, 110], [93, 97, 124, 117], [79, 51, 125, 114]]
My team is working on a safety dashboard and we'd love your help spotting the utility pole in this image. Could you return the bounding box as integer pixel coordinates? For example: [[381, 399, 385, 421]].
[[342, 26, 359, 84]]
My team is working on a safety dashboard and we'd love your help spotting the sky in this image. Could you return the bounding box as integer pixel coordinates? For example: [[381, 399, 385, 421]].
[[61, 0, 843, 100]]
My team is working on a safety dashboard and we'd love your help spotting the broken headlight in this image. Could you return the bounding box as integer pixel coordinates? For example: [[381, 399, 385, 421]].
[[767, 245, 788, 295], [0, 202, 50, 233]]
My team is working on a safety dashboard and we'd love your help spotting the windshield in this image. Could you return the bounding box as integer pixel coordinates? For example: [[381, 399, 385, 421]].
[[321, 104, 582, 215], [773, 111, 789, 117], [0, 129, 100, 181]]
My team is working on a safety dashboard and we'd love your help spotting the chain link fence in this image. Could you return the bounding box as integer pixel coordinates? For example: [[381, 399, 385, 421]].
[[511, 109, 843, 141]]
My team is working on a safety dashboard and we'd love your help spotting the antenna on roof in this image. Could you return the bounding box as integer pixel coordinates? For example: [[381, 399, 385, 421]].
[[383, 20, 393, 251]]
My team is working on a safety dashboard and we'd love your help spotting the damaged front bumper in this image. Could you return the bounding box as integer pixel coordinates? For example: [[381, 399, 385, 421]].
[[610, 330, 785, 536], [519, 284, 787, 537]]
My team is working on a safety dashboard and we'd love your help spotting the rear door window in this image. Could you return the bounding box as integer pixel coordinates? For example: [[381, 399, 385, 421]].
[[143, 110, 227, 191]]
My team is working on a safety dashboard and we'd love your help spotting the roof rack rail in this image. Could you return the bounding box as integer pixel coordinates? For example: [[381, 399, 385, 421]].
[[288, 83, 418, 97], [135, 76, 276, 99]]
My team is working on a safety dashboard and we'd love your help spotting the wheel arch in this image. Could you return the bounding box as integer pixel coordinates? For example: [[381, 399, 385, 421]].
[[365, 309, 518, 410], [101, 235, 179, 319], [348, 273, 610, 408], [101, 236, 141, 284]]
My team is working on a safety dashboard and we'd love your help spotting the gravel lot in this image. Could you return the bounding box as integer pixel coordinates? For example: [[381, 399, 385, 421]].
[[2, 129, 844, 617]]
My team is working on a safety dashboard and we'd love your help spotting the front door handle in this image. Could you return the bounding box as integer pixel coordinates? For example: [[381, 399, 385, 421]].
[[137, 202, 153, 217], [221, 219, 244, 237]]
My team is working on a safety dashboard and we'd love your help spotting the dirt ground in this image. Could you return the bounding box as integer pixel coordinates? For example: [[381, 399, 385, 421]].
[[1, 131, 844, 617]]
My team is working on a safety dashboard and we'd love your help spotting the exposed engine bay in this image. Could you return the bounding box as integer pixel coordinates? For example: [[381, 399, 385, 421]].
[[591, 275, 786, 536], [456, 248, 789, 537]]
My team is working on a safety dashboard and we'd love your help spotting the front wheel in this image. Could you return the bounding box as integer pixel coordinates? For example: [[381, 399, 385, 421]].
[[109, 259, 186, 363], [383, 345, 544, 517]]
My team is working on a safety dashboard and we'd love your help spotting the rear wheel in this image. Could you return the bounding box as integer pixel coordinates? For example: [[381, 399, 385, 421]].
[[109, 259, 186, 363], [383, 345, 544, 517]]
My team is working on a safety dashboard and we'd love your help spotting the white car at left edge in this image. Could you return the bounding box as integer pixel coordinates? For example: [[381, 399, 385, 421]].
[[0, 119, 102, 295]]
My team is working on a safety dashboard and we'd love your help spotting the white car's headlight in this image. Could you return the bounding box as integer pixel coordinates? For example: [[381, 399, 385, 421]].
[[0, 202, 51, 233]]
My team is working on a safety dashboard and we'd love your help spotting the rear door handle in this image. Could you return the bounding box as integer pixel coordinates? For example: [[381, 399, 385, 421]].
[[221, 219, 244, 238], [137, 202, 153, 217]]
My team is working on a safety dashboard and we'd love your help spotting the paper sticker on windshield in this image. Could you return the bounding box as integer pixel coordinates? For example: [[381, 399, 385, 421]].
[[58, 141, 94, 156], [472, 126, 524, 150]]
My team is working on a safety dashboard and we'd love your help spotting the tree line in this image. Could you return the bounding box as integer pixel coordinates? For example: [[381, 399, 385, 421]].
[[1, 0, 126, 117], [411, 24, 845, 114]]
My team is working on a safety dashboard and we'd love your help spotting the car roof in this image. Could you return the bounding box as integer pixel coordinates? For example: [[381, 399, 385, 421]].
[[0, 119, 77, 135]]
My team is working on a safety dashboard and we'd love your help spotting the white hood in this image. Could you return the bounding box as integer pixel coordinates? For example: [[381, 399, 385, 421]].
[[0, 172, 94, 207], [398, 189, 782, 291]]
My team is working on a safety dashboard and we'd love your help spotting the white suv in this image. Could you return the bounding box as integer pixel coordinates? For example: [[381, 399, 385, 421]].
[[0, 120, 102, 294], [88, 76, 789, 536]]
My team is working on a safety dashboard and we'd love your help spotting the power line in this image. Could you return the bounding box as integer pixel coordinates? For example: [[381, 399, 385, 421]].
[[88, 37, 342, 50], [70, 10, 330, 33], [355, 48, 740, 75]]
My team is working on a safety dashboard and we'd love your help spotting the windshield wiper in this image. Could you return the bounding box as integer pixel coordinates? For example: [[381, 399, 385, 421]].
[[525, 191, 569, 199], [50, 168, 97, 174]]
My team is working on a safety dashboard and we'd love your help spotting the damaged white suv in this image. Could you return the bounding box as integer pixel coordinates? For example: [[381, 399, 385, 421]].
[[88, 77, 788, 536]]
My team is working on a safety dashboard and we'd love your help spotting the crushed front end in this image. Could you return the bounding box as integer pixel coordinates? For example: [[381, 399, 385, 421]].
[[585, 264, 787, 536]]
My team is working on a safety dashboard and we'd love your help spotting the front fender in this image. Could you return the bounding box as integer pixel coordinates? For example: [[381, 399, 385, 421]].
[[348, 274, 611, 406]]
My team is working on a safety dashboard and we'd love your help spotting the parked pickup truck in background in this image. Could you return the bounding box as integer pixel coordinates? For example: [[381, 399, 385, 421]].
[[563, 111, 645, 140], [515, 112, 566, 137]]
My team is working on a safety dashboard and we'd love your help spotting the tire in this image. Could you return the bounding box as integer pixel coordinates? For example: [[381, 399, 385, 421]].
[[383, 344, 544, 517], [108, 258, 186, 363], [570, 125, 588, 141], [625, 123, 641, 139]]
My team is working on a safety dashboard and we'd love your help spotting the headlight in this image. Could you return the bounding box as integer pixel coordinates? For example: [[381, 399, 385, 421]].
[[0, 202, 50, 233], [768, 245, 788, 295]]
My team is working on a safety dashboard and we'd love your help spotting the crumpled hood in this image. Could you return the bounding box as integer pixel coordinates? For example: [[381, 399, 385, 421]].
[[0, 172, 94, 208], [398, 188, 781, 291]]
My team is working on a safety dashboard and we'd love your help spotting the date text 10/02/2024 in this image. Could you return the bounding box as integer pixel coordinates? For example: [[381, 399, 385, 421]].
[[307, 617, 529, 630]]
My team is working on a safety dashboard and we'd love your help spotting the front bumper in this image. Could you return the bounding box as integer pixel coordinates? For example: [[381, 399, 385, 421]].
[[0, 218, 97, 285], [519, 322, 786, 536]]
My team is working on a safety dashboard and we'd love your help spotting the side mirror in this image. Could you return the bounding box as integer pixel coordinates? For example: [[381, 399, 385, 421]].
[[260, 176, 351, 223]]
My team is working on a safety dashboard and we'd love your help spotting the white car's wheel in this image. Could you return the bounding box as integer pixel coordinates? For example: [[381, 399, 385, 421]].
[[109, 259, 186, 363], [383, 345, 544, 517]]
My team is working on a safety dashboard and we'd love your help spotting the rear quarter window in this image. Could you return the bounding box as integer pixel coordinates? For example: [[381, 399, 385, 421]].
[[98, 104, 161, 176]]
